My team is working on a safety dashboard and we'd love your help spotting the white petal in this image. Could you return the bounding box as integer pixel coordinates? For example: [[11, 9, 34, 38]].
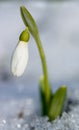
[[11, 41, 28, 77]]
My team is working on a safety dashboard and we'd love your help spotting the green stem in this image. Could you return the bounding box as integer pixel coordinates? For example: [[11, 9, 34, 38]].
[[35, 33, 50, 104], [20, 6, 50, 106]]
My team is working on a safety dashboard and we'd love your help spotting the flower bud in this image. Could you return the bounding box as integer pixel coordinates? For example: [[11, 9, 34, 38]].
[[11, 41, 29, 77]]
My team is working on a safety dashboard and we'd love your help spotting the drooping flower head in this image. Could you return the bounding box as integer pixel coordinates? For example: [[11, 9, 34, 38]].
[[11, 29, 30, 77]]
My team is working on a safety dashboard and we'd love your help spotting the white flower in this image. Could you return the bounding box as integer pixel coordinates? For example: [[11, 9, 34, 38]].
[[11, 41, 28, 77]]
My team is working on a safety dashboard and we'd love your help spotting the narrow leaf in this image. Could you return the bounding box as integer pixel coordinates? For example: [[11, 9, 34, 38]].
[[39, 76, 47, 115], [39, 76, 52, 115], [48, 85, 67, 120]]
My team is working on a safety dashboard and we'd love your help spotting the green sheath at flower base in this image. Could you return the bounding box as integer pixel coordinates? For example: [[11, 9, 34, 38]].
[[19, 29, 30, 42], [20, 6, 38, 38]]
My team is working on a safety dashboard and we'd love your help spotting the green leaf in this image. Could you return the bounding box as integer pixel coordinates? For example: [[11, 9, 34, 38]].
[[39, 76, 52, 115], [48, 85, 67, 121], [20, 6, 39, 38], [39, 76, 47, 115]]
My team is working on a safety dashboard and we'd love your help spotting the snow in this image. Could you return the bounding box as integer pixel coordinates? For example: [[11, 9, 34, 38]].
[[0, 86, 78, 130]]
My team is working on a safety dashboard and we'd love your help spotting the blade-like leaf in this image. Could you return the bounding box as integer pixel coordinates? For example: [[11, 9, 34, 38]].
[[48, 85, 67, 120], [39, 76, 52, 115], [39, 76, 47, 115], [20, 6, 39, 38]]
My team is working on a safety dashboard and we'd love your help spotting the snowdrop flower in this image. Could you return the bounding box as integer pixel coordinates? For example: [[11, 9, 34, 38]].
[[11, 29, 30, 77]]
